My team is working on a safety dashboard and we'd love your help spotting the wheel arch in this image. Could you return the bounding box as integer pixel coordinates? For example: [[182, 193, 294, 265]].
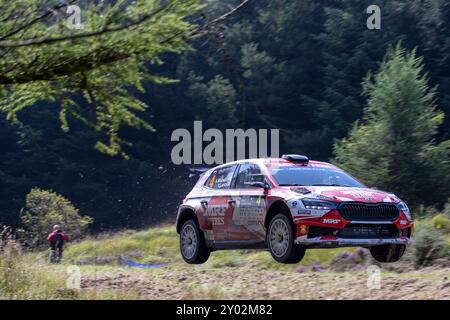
[[176, 208, 198, 233], [264, 200, 293, 229]]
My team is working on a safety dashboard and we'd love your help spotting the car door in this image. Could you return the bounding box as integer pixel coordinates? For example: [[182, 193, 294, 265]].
[[229, 162, 267, 241], [201, 164, 238, 242]]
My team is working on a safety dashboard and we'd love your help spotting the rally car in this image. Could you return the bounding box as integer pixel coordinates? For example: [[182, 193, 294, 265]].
[[176, 155, 413, 264]]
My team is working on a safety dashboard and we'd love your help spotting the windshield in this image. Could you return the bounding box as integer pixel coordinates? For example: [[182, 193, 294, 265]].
[[269, 166, 365, 188]]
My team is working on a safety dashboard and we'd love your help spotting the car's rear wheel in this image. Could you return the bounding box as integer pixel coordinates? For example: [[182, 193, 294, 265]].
[[180, 220, 210, 264], [370, 244, 406, 263], [267, 213, 305, 264]]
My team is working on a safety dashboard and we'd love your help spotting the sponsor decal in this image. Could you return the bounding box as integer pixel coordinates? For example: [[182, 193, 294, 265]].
[[204, 205, 226, 226], [297, 210, 311, 215], [232, 196, 265, 232], [299, 225, 307, 235], [334, 196, 354, 202], [256, 195, 263, 207], [342, 190, 374, 201], [209, 175, 216, 188], [315, 194, 336, 201], [323, 219, 340, 224], [204, 230, 214, 240]]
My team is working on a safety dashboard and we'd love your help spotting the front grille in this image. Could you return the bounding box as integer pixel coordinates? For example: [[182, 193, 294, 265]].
[[338, 224, 399, 239], [338, 203, 399, 221]]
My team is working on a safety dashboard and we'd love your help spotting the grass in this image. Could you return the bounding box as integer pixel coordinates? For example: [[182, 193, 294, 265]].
[[0, 246, 143, 299], [1, 224, 357, 299], [0, 252, 66, 299], [64, 225, 352, 270], [3, 221, 447, 299], [65, 226, 180, 265]]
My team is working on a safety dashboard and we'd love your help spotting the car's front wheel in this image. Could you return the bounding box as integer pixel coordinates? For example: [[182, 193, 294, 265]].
[[370, 244, 406, 262], [180, 219, 211, 264], [267, 213, 305, 264]]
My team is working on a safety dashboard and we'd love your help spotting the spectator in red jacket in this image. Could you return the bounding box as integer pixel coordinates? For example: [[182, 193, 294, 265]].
[[47, 225, 69, 263]]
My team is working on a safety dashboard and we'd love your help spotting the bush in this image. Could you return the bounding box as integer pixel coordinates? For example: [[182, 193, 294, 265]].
[[431, 214, 450, 233], [21, 188, 93, 248], [411, 221, 447, 267]]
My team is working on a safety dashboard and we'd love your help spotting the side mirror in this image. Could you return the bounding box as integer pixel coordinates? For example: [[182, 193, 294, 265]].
[[249, 181, 270, 190]]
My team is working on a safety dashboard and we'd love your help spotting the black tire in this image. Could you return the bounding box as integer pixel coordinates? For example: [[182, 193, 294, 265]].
[[267, 213, 306, 264], [179, 219, 211, 264], [370, 244, 406, 263]]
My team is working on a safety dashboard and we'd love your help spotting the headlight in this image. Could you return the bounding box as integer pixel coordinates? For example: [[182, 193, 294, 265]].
[[302, 199, 338, 211], [397, 201, 413, 221]]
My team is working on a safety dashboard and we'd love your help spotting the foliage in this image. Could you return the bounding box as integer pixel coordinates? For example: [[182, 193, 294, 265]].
[[410, 220, 447, 267], [431, 214, 450, 233], [0, 248, 68, 299], [21, 188, 92, 247], [1, 0, 450, 228], [333, 45, 450, 207], [0, 0, 203, 157]]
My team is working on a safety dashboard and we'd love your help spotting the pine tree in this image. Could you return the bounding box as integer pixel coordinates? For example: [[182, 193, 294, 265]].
[[420, 0, 450, 139], [333, 44, 450, 207]]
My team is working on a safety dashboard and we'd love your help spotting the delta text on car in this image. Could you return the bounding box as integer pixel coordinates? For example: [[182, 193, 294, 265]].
[[176, 155, 414, 264]]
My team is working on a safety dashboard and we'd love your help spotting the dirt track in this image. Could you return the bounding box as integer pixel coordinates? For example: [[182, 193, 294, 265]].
[[80, 266, 450, 299]]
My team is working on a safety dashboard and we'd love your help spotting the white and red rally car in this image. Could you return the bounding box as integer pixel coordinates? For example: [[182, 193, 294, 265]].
[[176, 155, 413, 264]]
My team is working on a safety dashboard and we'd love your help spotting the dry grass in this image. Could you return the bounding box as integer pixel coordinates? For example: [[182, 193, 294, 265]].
[[0, 243, 140, 299], [2, 223, 448, 300], [63, 225, 350, 271]]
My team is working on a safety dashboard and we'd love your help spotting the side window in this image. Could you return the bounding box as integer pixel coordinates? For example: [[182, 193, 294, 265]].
[[235, 163, 263, 189], [205, 165, 237, 189]]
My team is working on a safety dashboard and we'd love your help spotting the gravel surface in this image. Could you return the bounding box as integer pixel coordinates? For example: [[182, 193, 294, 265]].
[[80, 266, 450, 299]]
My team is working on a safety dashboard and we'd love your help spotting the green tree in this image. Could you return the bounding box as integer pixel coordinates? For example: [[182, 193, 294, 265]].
[[0, 0, 204, 157], [187, 74, 238, 128], [315, 0, 432, 159], [21, 188, 93, 247], [179, 0, 326, 155], [333, 45, 450, 207], [419, 0, 450, 140]]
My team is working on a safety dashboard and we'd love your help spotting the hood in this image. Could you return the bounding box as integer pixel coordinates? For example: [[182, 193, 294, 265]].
[[286, 186, 400, 204]]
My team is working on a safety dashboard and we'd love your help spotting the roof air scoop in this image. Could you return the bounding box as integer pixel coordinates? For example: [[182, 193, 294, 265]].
[[281, 154, 309, 165]]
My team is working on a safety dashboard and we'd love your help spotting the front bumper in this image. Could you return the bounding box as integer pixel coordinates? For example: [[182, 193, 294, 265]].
[[295, 235, 412, 247], [293, 206, 414, 248]]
